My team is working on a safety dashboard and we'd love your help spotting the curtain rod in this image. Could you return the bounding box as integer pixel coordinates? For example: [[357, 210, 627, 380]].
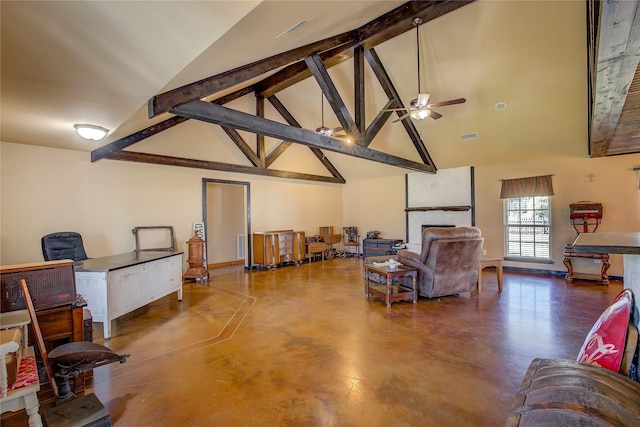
[[499, 174, 555, 181]]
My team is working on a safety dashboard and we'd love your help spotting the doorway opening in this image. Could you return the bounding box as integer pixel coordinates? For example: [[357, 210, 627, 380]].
[[202, 179, 251, 269]]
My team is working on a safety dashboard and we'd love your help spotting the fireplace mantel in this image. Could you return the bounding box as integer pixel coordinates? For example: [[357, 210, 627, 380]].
[[405, 205, 471, 212]]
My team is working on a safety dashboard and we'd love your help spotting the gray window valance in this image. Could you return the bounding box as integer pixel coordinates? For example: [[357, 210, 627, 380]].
[[500, 175, 554, 199]]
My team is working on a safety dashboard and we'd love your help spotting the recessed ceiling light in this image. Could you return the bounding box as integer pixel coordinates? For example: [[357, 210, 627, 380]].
[[495, 102, 507, 111], [276, 19, 313, 39], [74, 124, 109, 141]]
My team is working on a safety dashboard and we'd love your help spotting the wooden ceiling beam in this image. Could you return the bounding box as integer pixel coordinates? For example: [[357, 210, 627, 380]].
[[172, 100, 434, 174], [148, 33, 356, 118], [255, 95, 266, 167], [266, 95, 344, 180], [305, 54, 359, 138], [108, 151, 344, 183], [365, 48, 436, 170], [92, 86, 254, 162], [99, 1, 478, 179], [256, 42, 357, 99], [354, 45, 366, 134], [589, 0, 640, 157], [148, 1, 474, 116], [221, 127, 261, 166], [357, 0, 474, 50]]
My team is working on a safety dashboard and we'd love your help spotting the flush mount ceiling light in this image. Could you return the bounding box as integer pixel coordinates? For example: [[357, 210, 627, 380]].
[[74, 124, 108, 141]]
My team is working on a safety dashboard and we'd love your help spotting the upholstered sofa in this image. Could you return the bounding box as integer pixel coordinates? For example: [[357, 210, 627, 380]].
[[396, 226, 483, 298], [506, 289, 640, 425]]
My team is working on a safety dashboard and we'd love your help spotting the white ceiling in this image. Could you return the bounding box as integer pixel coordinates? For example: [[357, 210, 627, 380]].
[[1, 1, 590, 176]]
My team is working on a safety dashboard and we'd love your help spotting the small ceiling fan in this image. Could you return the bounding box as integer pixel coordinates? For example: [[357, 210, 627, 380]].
[[316, 92, 347, 138], [383, 17, 466, 123]]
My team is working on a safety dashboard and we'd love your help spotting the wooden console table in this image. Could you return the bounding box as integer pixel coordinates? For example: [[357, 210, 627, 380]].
[[75, 251, 183, 339], [562, 244, 610, 285]]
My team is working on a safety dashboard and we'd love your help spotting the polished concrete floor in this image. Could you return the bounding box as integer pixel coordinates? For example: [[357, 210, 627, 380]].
[[4, 258, 623, 426]]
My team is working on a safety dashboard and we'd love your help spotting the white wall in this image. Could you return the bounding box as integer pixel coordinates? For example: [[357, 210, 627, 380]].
[[2, 141, 639, 280], [406, 167, 473, 243], [342, 174, 406, 243], [475, 154, 640, 277], [344, 153, 640, 278], [0, 142, 344, 266]]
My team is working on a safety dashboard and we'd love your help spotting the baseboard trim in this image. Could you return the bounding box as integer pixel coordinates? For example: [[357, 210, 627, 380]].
[[503, 266, 623, 282], [208, 260, 245, 269]]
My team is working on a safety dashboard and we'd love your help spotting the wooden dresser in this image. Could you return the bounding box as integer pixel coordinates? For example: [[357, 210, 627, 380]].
[[253, 230, 306, 269]]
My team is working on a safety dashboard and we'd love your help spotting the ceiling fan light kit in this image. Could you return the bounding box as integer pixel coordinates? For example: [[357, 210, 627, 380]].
[[410, 109, 431, 120]]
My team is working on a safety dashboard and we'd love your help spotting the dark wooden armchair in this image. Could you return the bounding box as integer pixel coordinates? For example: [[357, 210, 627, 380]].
[[397, 227, 483, 298]]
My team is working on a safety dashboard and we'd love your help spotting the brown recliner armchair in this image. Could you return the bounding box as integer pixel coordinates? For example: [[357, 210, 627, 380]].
[[397, 227, 484, 298]]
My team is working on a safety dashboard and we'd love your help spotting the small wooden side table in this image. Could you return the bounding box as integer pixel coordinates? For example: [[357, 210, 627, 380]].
[[364, 263, 417, 307], [478, 256, 503, 293]]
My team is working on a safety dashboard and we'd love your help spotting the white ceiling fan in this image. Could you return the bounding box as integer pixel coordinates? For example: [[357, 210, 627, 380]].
[[383, 17, 466, 123]]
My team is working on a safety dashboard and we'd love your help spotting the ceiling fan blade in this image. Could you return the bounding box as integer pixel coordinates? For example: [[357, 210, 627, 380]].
[[330, 127, 344, 134], [428, 110, 443, 120], [427, 98, 466, 108], [381, 108, 409, 112], [392, 113, 410, 123]]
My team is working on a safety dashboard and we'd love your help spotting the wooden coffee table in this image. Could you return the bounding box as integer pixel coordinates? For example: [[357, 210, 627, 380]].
[[364, 263, 417, 307]]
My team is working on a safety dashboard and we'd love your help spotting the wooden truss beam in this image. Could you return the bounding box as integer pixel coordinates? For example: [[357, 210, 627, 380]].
[[172, 100, 434, 174], [148, 0, 474, 118], [94, 1, 472, 180], [108, 151, 344, 184]]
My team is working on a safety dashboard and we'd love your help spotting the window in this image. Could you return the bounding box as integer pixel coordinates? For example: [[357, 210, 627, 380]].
[[504, 196, 551, 261]]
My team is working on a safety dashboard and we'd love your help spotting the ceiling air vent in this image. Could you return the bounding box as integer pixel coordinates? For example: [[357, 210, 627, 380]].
[[461, 132, 478, 142], [276, 19, 313, 38]]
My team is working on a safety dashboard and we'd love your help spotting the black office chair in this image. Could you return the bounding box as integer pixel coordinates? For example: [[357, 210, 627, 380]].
[[41, 232, 89, 262]]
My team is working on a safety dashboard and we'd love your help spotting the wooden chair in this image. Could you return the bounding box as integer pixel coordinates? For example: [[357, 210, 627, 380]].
[[0, 306, 42, 427], [19, 279, 121, 427]]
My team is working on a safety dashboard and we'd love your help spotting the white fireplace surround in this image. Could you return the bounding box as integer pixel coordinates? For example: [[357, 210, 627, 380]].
[[406, 167, 474, 244]]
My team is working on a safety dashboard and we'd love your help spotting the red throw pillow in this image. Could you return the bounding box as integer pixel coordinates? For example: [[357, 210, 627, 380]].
[[577, 289, 633, 373]]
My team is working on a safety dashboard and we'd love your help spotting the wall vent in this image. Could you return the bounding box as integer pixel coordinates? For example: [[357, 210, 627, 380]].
[[276, 19, 312, 38], [237, 234, 246, 259], [461, 132, 478, 142]]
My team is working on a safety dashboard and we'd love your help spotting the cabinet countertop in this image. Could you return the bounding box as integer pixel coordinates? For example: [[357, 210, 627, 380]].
[[572, 232, 640, 255], [75, 251, 183, 273]]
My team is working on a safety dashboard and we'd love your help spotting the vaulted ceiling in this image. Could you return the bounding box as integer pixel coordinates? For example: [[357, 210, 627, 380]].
[[2, 1, 639, 183]]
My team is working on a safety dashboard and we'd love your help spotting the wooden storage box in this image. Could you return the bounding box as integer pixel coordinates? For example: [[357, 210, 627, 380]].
[[321, 234, 342, 245]]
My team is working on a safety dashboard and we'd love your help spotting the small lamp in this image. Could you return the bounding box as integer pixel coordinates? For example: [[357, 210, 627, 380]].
[[74, 124, 108, 141]]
